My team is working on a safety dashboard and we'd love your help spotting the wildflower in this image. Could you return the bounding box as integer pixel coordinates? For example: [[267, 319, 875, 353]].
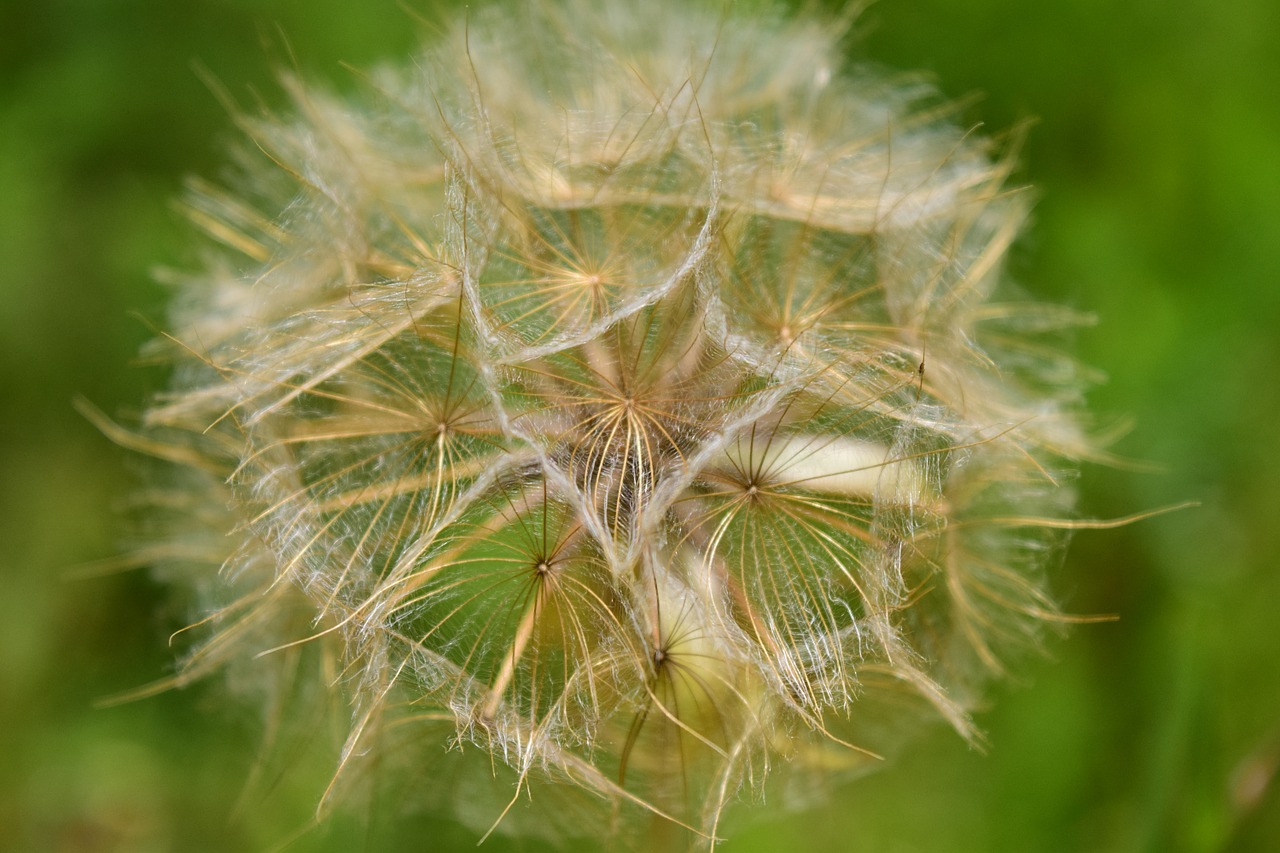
[[136, 0, 1094, 847]]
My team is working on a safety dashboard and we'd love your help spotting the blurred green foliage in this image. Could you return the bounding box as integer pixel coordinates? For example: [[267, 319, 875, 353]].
[[2, 0, 1276, 850]]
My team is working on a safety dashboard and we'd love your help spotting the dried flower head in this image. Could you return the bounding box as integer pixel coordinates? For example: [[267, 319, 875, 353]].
[[134, 0, 1095, 847]]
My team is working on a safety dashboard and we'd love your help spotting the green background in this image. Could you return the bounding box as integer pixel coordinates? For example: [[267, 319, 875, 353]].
[[2, 0, 1277, 850]]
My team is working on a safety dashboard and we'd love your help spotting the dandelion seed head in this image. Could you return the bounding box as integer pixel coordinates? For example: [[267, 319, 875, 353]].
[[139, 0, 1096, 847]]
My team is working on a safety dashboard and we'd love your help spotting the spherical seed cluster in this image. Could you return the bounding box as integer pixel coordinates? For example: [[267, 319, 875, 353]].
[[144, 0, 1092, 846]]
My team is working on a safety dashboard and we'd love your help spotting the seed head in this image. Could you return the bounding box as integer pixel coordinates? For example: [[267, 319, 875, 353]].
[[139, 0, 1094, 847]]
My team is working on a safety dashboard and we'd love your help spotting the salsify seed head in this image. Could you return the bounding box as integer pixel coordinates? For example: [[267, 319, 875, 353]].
[[139, 0, 1095, 847]]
